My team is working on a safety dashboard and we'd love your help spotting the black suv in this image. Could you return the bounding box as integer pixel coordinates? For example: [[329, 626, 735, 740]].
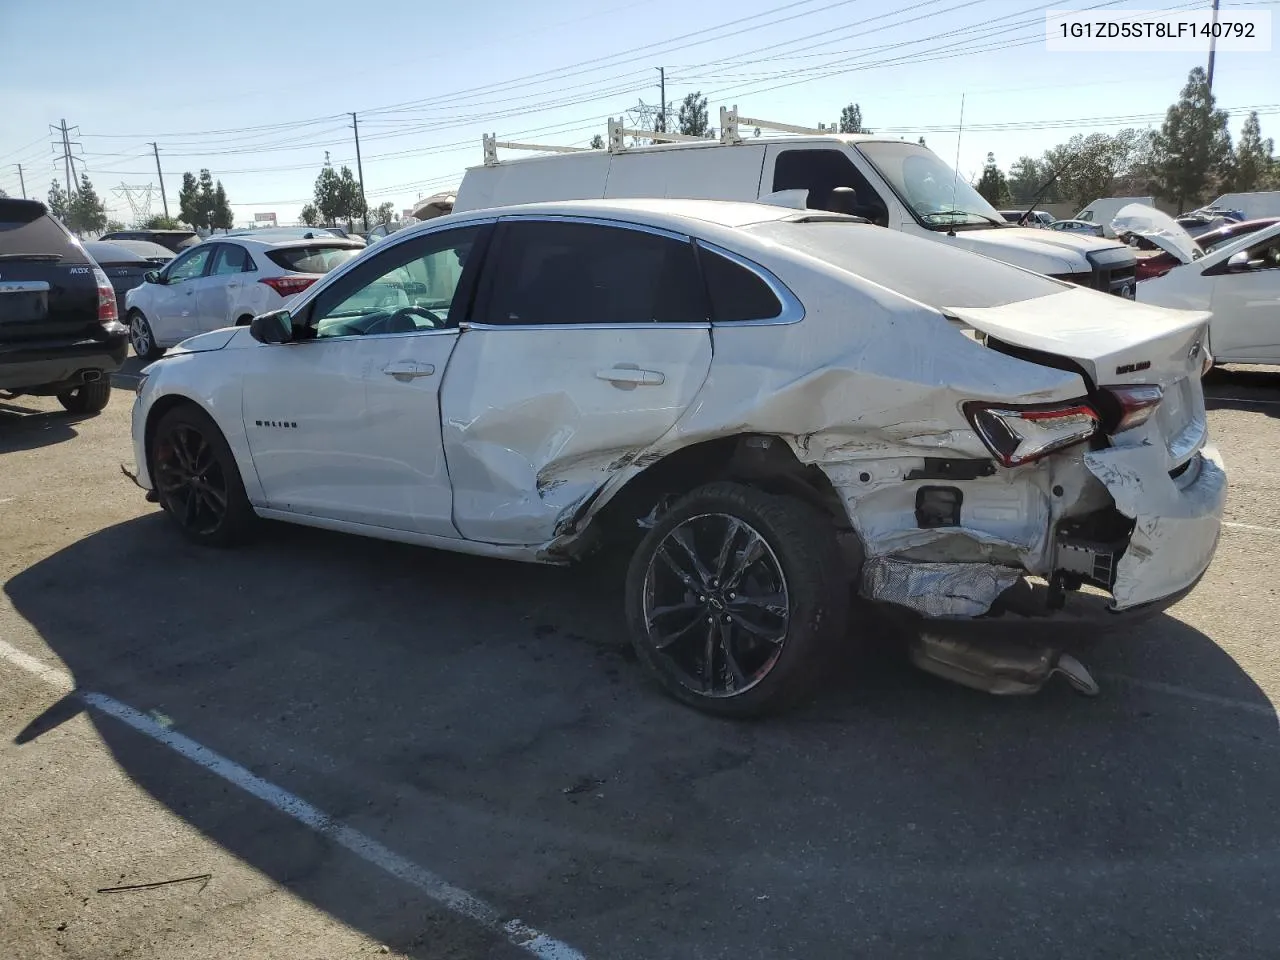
[[1, 199, 128, 414]]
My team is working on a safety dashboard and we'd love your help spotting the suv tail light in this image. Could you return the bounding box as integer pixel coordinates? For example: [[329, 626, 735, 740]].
[[260, 275, 318, 297], [963, 400, 1100, 467], [1103, 384, 1164, 432], [93, 266, 124, 332]]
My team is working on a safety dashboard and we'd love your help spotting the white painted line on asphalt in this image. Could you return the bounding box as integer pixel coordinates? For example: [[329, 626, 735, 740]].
[[1223, 520, 1280, 535], [1207, 396, 1280, 406], [0, 639, 73, 692], [1100, 672, 1279, 724], [0, 639, 584, 960]]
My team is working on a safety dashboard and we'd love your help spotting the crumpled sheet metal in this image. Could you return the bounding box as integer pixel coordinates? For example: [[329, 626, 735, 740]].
[[862, 556, 1023, 618], [1084, 442, 1227, 609]]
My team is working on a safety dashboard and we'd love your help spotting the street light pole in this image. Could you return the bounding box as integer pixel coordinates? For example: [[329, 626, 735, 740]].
[[1207, 0, 1221, 92]]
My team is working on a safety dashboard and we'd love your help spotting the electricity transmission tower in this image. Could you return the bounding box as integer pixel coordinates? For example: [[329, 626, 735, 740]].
[[112, 183, 155, 226], [624, 99, 682, 145]]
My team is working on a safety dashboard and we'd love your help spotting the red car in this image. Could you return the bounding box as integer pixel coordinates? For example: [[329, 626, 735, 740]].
[[1135, 217, 1280, 282]]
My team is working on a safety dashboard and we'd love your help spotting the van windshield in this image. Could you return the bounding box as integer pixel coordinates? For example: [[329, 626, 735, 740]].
[[856, 141, 1005, 229]]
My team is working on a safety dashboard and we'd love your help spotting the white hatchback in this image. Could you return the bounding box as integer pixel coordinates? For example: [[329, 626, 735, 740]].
[[129, 199, 1225, 716], [123, 234, 363, 359]]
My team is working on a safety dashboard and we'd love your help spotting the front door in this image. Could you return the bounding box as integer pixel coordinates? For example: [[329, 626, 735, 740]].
[[441, 216, 713, 545], [1208, 231, 1280, 362], [241, 224, 490, 535], [197, 242, 253, 332], [150, 244, 215, 345]]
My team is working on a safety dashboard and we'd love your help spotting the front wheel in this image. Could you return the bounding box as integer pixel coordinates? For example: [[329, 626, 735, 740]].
[[150, 404, 256, 547], [128, 310, 163, 361], [57, 381, 112, 414], [624, 481, 850, 717]]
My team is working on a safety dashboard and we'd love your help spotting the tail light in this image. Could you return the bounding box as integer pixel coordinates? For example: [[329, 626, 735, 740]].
[[1103, 384, 1164, 432], [963, 400, 1100, 467], [1136, 254, 1176, 282], [260, 275, 318, 297], [93, 266, 124, 333]]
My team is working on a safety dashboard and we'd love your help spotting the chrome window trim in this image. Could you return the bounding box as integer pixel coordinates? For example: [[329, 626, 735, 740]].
[[289, 327, 461, 346], [460, 321, 711, 332], [695, 240, 805, 327], [494, 212, 690, 243]]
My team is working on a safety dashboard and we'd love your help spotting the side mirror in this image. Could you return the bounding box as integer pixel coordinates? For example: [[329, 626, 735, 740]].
[[143, 270, 160, 284], [1227, 250, 1261, 273], [249, 309, 294, 344]]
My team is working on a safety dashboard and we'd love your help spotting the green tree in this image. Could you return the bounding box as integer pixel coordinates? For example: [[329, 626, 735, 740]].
[[589, 134, 605, 149], [336, 165, 365, 229], [47, 179, 70, 221], [141, 214, 182, 229], [177, 172, 203, 228], [196, 169, 217, 228], [838, 103, 865, 135], [313, 165, 343, 226], [1152, 67, 1233, 212], [370, 201, 396, 226], [678, 92, 709, 138], [66, 172, 107, 234], [1006, 156, 1044, 203], [975, 152, 1009, 207], [299, 203, 320, 227], [1039, 129, 1151, 209], [211, 181, 234, 231], [1232, 111, 1275, 192], [104, 218, 125, 234]]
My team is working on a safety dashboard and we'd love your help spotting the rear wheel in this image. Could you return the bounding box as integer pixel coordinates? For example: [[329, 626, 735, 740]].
[[128, 309, 163, 360], [150, 404, 256, 547], [57, 381, 112, 414], [624, 481, 849, 718]]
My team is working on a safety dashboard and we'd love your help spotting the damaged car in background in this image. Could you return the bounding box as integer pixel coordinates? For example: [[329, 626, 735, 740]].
[[126, 199, 1226, 716]]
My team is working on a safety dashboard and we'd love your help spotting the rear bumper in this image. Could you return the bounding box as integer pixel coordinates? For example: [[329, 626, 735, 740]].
[[0, 334, 128, 392]]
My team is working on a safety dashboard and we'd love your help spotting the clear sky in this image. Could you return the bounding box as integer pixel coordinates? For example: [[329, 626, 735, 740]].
[[1, 0, 1276, 226]]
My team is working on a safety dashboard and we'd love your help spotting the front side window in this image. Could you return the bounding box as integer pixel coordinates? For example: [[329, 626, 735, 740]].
[[308, 226, 482, 339], [165, 246, 213, 283], [481, 220, 704, 325], [1240, 234, 1280, 270], [772, 149, 887, 223], [857, 141, 1004, 229]]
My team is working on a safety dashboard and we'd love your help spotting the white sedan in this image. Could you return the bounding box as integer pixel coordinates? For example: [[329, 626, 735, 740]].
[[1133, 212, 1280, 364], [123, 234, 363, 359], [129, 199, 1225, 716]]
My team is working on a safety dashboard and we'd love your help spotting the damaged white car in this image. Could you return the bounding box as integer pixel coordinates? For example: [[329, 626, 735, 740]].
[[129, 199, 1226, 716]]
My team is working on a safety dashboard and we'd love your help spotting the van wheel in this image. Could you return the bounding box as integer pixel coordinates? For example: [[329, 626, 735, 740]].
[[128, 310, 163, 360], [624, 481, 849, 718], [57, 381, 112, 414], [150, 404, 256, 547]]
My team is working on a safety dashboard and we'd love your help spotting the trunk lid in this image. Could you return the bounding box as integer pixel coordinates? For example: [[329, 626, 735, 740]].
[[1110, 203, 1203, 265], [0, 200, 101, 344]]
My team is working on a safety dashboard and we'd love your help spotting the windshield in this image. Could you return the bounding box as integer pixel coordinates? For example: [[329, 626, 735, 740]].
[[856, 141, 1004, 229]]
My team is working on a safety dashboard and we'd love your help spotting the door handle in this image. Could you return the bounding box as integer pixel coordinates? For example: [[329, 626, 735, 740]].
[[382, 360, 436, 382], [596, 365, 666, 386]]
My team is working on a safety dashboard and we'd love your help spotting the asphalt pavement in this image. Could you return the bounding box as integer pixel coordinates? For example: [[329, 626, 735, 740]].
[[1, 361, 1277, 959]]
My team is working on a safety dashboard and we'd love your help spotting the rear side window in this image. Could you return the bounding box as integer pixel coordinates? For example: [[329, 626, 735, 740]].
[[266, 245, 361, 274], [0, 202, 87, 262], [211, 244, 254, 274], [697, 246, 782, 322], [482, 220, 705, 325]]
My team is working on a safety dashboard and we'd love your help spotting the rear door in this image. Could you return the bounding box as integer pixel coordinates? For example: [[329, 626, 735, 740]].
[[0, 201, 99, 348], [440, 216, 713, 545], [197, 242, 255, 331]]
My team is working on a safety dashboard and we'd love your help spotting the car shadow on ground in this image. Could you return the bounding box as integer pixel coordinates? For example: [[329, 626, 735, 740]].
[[6, 515, 1279, 959], [0, 402, 86, 452], [1204, 364, 1280, 418]]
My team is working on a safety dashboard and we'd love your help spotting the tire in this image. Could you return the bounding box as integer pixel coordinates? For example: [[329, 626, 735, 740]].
[[57, 381, 112, 414], [149, 403, 256, 547], [128, 309, 163, 360], [624, 481, 850, 718]]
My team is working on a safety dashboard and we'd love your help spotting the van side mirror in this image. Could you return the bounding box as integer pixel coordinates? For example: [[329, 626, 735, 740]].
[[143, 270, 160, 284], [250, 309, 293, 344], [1227, 250, 1260, 273]]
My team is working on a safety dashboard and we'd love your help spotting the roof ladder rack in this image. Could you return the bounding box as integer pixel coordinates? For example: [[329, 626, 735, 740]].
[[482, 134, 591, 166], [606, 117, 708, 151], [719, 106, 835, 144]]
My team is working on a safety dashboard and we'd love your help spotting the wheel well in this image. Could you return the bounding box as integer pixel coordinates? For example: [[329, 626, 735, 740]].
[[235, 315, 253, 326], [143, 395, 202, 478], [578, 434, 850, 554]]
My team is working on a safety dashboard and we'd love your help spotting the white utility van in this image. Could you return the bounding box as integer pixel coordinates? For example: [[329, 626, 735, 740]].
[[1073, 197, 1155, 238], [1209, 191, 1280, 220], [456, 111, 1140, 299]]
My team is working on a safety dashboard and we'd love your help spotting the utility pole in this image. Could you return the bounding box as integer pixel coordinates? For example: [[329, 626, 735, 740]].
[[15, 164, 26, 199], [350, 112, 368, 232], [656, 67, 666, 133], [52, 119, 74, 197], [1207, 0, 1221, 92], [149, 142, 169, 219]]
